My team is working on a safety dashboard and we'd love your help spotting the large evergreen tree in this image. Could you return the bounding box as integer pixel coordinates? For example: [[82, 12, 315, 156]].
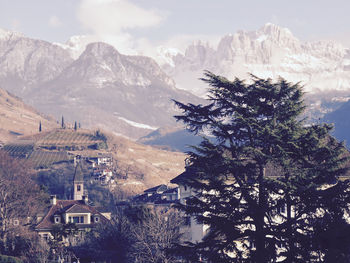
[[173, 71, 350, 262]]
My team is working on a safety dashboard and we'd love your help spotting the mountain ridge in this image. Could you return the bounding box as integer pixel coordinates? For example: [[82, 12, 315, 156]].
[[0, 32, 202, 139], [0, 24, 349, 142], [160, 23, 350, 98]]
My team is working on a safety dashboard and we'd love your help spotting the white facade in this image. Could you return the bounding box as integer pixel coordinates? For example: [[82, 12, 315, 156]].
[[177, 184, 209, 243]]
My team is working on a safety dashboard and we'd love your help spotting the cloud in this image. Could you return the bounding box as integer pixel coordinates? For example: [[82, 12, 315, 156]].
[[74, 0, 221, 64], [49, 15, 63, 28], [77, 0, 164, 36]]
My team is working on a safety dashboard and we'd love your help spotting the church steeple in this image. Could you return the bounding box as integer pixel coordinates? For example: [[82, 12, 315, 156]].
[[73, 156, 84, 200]]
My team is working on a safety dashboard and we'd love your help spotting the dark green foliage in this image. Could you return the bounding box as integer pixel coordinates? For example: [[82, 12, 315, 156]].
[[173, 71, 350, 262], [61, 116, 65, 128], [88, 141, 108, 150], [91, 130, 108, 149], [94, 130, 107, 142]]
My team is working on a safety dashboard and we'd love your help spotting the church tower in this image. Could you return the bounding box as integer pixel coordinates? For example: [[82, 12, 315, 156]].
[[73, 157, 84, 200]]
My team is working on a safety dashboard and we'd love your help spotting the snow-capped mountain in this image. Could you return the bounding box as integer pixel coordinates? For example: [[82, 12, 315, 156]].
[[54, 35, 100, 59], [1, 24, 350, 141], [0, 30, 201, 139], [160, 23, 350, 120], [0, 28, 73, 94]]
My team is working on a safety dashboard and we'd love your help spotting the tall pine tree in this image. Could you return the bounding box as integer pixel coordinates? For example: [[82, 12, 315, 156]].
[[61, 116, 65, 129], [173, 71, 350, 262]]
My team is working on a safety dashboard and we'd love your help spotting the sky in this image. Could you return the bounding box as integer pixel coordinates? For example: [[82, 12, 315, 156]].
[[0, 0, 349, 55]]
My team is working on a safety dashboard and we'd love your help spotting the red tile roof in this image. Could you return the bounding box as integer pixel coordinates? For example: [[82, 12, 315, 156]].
[[36, 199, 109, 230]]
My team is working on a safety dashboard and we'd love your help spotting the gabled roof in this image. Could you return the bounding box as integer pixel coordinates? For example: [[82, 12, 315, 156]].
[[170, 167, 197, 185], [65, 204, 92, 214], [36, 200, 109, 230], [133, 193, 162, 203], [144, 184, 167, 193]]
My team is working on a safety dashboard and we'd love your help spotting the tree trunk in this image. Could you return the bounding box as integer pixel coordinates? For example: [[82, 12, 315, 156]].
[[255, 165, 266, 262]]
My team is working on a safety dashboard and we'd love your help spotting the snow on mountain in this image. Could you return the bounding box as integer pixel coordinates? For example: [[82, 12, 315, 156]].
[[0, 28, 24, 40], [1, 24, 349, 140], [0, 28, 202, 139], [160, 23, 350, 99], [156, 46, 183, 67], [0, 28, 73, 95], [54, 35, 98, 59], [0, 36, 202, 139], [118, 117, 158, 130]]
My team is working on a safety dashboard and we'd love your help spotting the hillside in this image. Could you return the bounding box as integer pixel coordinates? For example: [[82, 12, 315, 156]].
[[160, 23, 350, 122], [0, 89, 186, 194], [323, 100, 350, 148], [0, 29, 202, 139], [105, 131, 186, 193], [138, 126, 202, 152], [0, 87, 58, 143], [3, 127, 186, 197]]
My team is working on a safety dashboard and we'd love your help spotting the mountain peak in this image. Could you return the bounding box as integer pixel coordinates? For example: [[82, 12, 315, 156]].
[[84, 42, 121, 56], [0, 28, 24, 40], [258, 23, 296, 42]]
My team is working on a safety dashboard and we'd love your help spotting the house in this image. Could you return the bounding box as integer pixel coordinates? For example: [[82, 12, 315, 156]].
[[170, 164, 298, 259], [91, 166, 113, 185], [144, 184, 168, 196], [170, 166, 209, 243], [36, 161, 111, 243], [162, 187, 179, 202], [130, 184, 179, 206], [84, 153, 113, 167]]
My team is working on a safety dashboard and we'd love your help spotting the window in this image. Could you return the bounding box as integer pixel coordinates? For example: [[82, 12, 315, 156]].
[[54, 216, 60, 223], [94, 216, 99, 223], [72, 216, 84, 223], [77, 185, 81, 191], [184, 185, 187, 191], [13, 219, 19, 226], [43, 234, 48, 240]]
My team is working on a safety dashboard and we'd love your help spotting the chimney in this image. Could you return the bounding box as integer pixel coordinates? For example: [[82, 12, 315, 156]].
[[50, 195, 57, 206], [82, 195, 89, 205]]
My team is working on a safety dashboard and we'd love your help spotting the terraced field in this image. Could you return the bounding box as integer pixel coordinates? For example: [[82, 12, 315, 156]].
[[3, 129, 105, 167], [3, 143, 34, 158], [37, 129, 99, 146], [28, 151, 72, 168]]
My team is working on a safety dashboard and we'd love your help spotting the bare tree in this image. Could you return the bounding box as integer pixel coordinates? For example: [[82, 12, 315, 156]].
[[0, 150, 48, 255], [72, 206, 183, 263], [129, 207, 183, 263]]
